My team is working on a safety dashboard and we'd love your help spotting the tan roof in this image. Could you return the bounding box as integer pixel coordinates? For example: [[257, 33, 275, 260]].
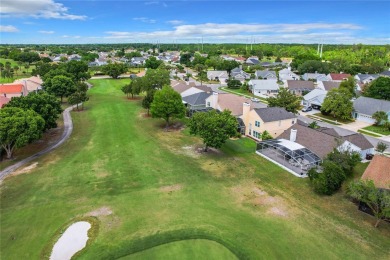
[[217, 93, 252, 116], [361, 155, 390, 189], [286, 80, 315, 90], [194, 85, 212, 93], [171, 81, 195, 93], [322, 81, 340, 91]]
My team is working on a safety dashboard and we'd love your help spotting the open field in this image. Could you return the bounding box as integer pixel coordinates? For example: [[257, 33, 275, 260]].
[[0, 58, 36, 83], [1, 79, 389, 259]]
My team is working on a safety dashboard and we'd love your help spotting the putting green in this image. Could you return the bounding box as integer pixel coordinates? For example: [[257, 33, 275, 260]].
[[119, 239, 237, 260]]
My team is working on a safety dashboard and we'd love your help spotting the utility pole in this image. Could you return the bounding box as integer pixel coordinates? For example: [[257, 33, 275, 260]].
[[201, 36, 204, 52]]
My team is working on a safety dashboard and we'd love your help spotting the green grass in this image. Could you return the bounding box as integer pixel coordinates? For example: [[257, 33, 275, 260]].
[[0, 58, 36, 83], [220, 87, 269, 103], [314, 113, 354, 124], [358, 129, 383, 138], [1, 78, 389, 259], [120, 239, 237, 260], [362, 125, 390, 136], [307, 115, 342, 125]]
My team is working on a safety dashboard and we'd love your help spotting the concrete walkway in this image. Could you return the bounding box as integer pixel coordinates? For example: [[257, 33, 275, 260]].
[[0, 105, 76, 180]]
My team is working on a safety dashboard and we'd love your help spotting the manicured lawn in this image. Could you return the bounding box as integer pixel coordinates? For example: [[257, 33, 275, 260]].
[[314, 113, 354, 124], [0, 58, 36, 83], [1, 79, 389, 259], [362, 125, 390, 136], [358, 129, 383, 138], [220, 87, 269, 103]]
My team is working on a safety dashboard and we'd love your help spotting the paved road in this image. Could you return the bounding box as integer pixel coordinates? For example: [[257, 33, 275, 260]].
[[0, 105, 76, 180]]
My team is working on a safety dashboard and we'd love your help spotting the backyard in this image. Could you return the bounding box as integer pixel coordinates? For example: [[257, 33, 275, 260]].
[[0, 79, 389, 259]]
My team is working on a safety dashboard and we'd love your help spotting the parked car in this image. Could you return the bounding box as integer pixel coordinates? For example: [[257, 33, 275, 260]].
[[302, 106, 312, 112], [251, 98, 260, 102], [366, 154, 374, 160]]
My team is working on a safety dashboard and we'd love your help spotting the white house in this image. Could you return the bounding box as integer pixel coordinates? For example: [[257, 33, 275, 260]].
[[302, 73, 330, 82], [248, 80, 279, 96], [207, 70, 229, 84], [353, 96, 390, 124], [354, 74, 379, 85], [279, 68, 299, 81], [255, 70, 277, 80], [231, 67, 251, 82], [302, 89, 328, 109]]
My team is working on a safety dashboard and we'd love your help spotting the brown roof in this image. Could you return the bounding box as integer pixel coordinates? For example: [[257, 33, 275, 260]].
[[0, 96, 10, 108], [278, 122, 338, 158], [322, 81, 341, 91], [217, 93, 252, 116], [0, 84, 24, 94], [361, 155, 390, 189], [194, 85, 212, 93], [286, 80, 315, 90], [171, 81, 196, 93], [343, 133, 374, 150], [329, 73, 351, 81]]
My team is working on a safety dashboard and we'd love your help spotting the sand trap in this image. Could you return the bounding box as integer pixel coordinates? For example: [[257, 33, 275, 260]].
[[50, 221, 91, 260]]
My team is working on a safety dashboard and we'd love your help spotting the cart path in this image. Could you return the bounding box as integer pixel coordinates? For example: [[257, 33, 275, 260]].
[[0, 105, 75, 180]]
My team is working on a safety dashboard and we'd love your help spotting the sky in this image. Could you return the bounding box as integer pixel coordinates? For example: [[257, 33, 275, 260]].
[[0, 0, 389, 44]]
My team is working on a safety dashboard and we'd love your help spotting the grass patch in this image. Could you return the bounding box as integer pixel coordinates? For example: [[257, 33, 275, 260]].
[[358, 129, 383, 138], [1, 78, 389, 259], [307, 115, 342, 125], [362, 125, 390, 136], [313, 113, 354, 124], [220, 87, 269, 103]]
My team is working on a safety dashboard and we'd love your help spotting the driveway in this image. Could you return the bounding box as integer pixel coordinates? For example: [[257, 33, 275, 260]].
[[338, 121, 371, 132]]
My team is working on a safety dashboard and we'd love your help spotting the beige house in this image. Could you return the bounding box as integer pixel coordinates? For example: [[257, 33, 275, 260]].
[[205, 92, 253, 116], [242, 103, 297, 140], [14, 76, 43, 93]]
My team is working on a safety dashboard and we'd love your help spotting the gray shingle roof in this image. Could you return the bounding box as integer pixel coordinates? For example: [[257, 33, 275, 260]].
[[353, 96, 390, 116], [182, 92, 211, 106], [286, 80, 315, 90], [254, 107, 296, 122]]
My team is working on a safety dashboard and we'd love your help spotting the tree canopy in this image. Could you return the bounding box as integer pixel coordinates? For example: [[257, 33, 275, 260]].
[[4, 92, 62, 130], [143, 69, 170, 91], [363, 77, 390, 101], [44, 75, 76, 102], [321, 88, 353, 120], [150, 86, 186, 129], [189, 110, 238, 152], [298, 60, 330, 74], [122, 80, 141, 99], [102, 63, 128, 79], [145, 56, 163, 69], [267, 87, 301, 113], [339, 76, 357, 97], [0, 107, 45, 159]]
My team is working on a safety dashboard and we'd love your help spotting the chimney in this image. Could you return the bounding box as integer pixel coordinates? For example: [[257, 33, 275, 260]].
[[212, 92, 218, 109], [242, 102, 251, 120], [239, 64, 242, 70], [290, 129, 297, 142]]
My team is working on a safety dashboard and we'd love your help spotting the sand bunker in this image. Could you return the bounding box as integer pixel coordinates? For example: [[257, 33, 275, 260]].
[[50, 221, 91, 260]]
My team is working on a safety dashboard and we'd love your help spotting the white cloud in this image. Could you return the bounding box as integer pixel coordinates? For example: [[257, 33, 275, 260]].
[[1, 0, 87, 20], [167, 20, 184, 25], [144, 1, 158, 5], [38, 30, 54, 34], [133, 17, 156, 24], [0, 25, 19, 32]]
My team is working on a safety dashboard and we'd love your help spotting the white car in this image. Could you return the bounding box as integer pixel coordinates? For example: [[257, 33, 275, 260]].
[[251, 98, 260, 102]]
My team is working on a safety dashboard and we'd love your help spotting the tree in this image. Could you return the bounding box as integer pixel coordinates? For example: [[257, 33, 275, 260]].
[[122, 80, 141, 99], [268, 87, 301, 113], [205, 56, 223, 70], [376, 142, 388, 154], [297, 60, 330, 74], [198, 71, 208, 86], [142, 69, 170, 91], [4, 92, 62, 130], [372, 111, 388, 126], [44, 75, 76, 102], [348, 180, 390, 228], [142, 89, 155, 116], [13, 65, 19, 76], [61, 60, 90, 82], [189, 110, 238, 152], [145, 56, 163, 69], [218, 60, 239, 76], [150, 86, 186, 129], [179, 53, 192, 66], [325, 148, 360, 177], [308, 160, 346, 195], [364, 77, 390, 101], [261, 130, 273, 140], [321, 88, 353, 120], [339, 76, 356, 97], [227, 79, 242, 89], [102, 63, 128, 79], [308, 121, 319, 129], [0, 107, 45, 159], [68, 82, 89, 110]]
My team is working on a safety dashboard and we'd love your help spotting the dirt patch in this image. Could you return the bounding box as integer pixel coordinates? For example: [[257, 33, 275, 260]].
[[92, 158, 109, 178], [86, 206, 113, 217], [160, 184, 183, 193], [267, 207, 289, 217], [125, 96, 142, 101], [10, 162, 38, 176]]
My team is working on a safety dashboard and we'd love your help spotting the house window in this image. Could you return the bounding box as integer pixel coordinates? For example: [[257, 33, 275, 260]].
[[255, 121, 260, 127], [252, 131, 261, 139], [207, 102, 210, 107]]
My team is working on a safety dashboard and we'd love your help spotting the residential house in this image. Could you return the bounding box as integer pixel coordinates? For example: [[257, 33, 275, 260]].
[[255, 70, 277, 80], [260, 62, 286, 68], [302, 73, 330, 82], [352, 96, 390, 124], [317, 81, 341, 91], [279, 68, 299, 81], [131, 57, 146, 66], [278, 120, 374, 159], [302, 89, 328, 109], [14, 76, 43, 93], [248, 80, 279, 96], [68, 54, 82, 61], [205, 92, 252, 116], [328, 73, 351, 82], [172, 81, 211, 98], [379, 70, 390, 77], [207, 71, 229, 84], [285, 80, 315, 96], [0, 83, 28, 99], [182, 92, 212, 115], [354, 74, 379, 85], [245, 57, 260, 65], [361, 155, 390, 190], [231, 67, 251, 82], [242, 104, 297, 140]]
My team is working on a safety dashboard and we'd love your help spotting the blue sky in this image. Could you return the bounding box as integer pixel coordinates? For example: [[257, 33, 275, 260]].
[[1, 0, 389, 44]]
